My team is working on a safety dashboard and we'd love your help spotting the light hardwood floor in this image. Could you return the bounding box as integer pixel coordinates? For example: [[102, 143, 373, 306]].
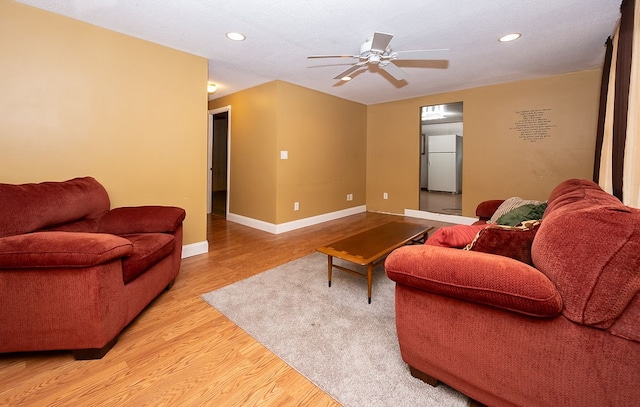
[[0, 212, 449, 406]]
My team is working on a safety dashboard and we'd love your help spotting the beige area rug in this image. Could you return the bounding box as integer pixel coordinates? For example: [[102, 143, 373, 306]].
[[201, 252, 468, 407]]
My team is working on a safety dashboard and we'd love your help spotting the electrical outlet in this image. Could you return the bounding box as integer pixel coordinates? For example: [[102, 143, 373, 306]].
[[347, 193, 353, 201], [294, 201, 299, 211], [383, 192, 388, 200]]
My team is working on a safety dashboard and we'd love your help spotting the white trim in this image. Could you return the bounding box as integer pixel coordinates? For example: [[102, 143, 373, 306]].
[[275, 205, 367, 233], [182, 241, 209, 258], [404, 209, 477, 225], [226, 213, 278, 234], [227, 205, 367, 234]]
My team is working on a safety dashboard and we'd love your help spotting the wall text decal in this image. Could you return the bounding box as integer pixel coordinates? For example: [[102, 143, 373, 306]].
[[510, 108, 555, 142]]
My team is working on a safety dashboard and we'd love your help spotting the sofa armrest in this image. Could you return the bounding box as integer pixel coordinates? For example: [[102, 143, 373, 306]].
[[0, 232, 133, 268], [98, 206, 186, 235], [385, 245, 562, 317], [475, 199, 505, 221]]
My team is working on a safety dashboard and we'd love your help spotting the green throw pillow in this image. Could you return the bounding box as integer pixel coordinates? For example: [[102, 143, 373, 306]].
[[496, 203, 547, 226]]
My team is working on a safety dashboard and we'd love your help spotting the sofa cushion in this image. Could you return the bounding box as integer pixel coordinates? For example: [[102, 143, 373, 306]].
[[532, 180, 640, 328], [0, 232, 132, 268], [0, 177, 110, 238], [120, 233, 175, 284], [99, 206, 186, 235], [425, 224, 488, 248], [465, 222, 540, 265], [386, 245, 563, 317]]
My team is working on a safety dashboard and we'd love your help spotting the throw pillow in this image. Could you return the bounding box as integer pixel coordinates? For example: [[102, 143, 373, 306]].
[[495, 202, 548, 226], [425, 224, 488, 248], [465, 221, 540, 265], [488, 197, 545, 224]]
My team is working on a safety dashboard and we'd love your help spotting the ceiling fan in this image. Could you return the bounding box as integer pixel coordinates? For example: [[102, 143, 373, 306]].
[[308, 32, 449, 82]]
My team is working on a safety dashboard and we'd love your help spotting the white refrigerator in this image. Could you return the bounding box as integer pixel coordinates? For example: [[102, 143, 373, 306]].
[[427, 135, 462, 193]]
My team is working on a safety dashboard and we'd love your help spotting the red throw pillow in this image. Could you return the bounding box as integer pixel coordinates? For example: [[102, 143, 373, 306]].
[[465, 222, 540, 265], [425, 224, 488, 248]]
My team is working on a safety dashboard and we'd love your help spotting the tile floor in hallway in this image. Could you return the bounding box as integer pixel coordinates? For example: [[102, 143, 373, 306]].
[[420, 190, 462, 215]]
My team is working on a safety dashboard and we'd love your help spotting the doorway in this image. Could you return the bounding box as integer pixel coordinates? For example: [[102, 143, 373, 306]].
[[208, 107, 230, 218], [419, 102, 463, 215]]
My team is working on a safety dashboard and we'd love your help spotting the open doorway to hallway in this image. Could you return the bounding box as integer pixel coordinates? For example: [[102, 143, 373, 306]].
[[419, 102, 463, 216], [208, 107, 229, 218]]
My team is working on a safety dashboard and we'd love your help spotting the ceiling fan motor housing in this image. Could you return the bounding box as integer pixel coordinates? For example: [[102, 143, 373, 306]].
[[360, 38, 387, 64]]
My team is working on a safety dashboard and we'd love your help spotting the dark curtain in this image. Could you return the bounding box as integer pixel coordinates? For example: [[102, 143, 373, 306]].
[[593, 37, 614, 183], [613, 0, 635, 200], [595, 0, 635, 200], [594, 0, 635, 201]]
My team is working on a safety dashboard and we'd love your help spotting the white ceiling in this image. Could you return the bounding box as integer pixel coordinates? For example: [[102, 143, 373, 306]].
[[16, 0, 621, 105]]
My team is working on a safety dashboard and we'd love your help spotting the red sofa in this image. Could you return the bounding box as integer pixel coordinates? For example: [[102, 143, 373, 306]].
[[385, 179, 640, 406], [0, 177, 185, 359]]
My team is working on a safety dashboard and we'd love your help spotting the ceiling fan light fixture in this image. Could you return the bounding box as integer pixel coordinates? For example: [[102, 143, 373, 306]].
[[341, 76, 352, 81], [499, 33, 521, 42], [226, 32, 246, 41]]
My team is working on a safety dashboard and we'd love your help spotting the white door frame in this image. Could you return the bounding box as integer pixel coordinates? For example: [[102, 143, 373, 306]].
[[207, 106, 231, 216]]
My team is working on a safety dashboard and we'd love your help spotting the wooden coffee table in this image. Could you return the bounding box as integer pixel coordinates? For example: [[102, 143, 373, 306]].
[[316, 221, 433, 303]]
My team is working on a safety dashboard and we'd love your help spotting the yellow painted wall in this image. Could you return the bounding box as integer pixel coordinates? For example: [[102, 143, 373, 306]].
[[208, 82, 279, 222], [209, 81, 367, 224], [367, 70, 602, 216], [275, 82, 366, 223], [0, 1, 209, 245]]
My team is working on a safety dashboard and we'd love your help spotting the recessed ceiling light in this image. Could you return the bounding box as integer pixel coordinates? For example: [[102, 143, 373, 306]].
[[340, 76, 352, 81], [226, 32, 246, 41], [499, 33, 521, 42]]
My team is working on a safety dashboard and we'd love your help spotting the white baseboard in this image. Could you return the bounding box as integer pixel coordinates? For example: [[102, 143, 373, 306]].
[[225, 213, 277, 234], [227, 205, 367, 234], [182, 241, 209, 258], [404, 209, 477, 225]]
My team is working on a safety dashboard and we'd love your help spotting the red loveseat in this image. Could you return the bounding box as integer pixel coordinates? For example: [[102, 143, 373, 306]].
[[385, 179, 640, 406], [0, 177, 185, 359]]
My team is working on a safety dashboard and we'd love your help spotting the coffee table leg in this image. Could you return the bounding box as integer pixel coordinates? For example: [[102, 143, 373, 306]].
[[367, 263, 373, 304], [327, 255, 333, 287]]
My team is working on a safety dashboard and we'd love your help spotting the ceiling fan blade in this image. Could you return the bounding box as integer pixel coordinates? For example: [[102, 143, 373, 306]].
[[392, 49, 450, 61], [307, 54, 357, 59], [380, 62, 407, 81], [370, 32, 393, 52], [333, 63, 366, 80]]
